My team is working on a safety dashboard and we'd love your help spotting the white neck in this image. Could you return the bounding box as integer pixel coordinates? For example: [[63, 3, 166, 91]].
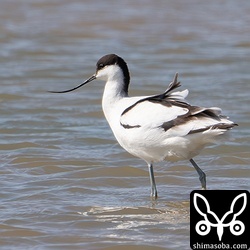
[[102, 78, 128, 124], [97, 65, 127, 96], [95, 64, 129, 125]]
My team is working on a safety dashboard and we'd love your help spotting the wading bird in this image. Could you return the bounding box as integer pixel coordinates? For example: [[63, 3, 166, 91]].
[[50, 54, 237, 198]]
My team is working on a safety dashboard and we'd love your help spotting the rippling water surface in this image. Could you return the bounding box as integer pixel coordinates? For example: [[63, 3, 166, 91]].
[[0, 1, 249, 249]]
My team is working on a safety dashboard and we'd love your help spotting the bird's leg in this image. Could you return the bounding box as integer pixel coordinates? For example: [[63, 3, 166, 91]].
[[190, 158, 206, 190], [148, 163, 158, 198]]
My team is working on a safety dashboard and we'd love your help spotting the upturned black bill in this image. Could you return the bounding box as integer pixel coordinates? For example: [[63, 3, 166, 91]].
[[49, 75, 96, 93]]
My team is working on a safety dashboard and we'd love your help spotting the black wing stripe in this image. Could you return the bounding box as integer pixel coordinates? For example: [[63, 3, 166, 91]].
[[159, 112, 237, 133], [188, 123, 237, 135], [120, 123, 141, 129], [121, 73, 181, 116]]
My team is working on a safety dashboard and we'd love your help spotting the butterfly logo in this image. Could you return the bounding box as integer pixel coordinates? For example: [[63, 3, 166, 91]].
[[193, 192, 247, 241]]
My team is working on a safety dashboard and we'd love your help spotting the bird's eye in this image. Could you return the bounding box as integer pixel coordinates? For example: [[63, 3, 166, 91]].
[[98, 63, 104, 69]]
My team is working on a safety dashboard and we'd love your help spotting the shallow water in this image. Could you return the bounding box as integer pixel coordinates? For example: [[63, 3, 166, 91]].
[[0, 0, 249, 249]]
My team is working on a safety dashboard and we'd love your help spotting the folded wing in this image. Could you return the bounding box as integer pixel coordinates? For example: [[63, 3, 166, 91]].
[[120, 74, 237, 137]]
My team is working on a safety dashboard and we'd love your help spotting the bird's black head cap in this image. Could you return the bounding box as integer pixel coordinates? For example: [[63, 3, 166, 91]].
[[96, 54, 130, 94]]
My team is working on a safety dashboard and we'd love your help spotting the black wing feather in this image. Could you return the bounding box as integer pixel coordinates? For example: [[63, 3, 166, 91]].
[[121, 73, 181, 116]]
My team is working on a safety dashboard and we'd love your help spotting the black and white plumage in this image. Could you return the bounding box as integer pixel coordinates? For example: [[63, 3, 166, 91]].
[[51, 54, 237, 198]]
